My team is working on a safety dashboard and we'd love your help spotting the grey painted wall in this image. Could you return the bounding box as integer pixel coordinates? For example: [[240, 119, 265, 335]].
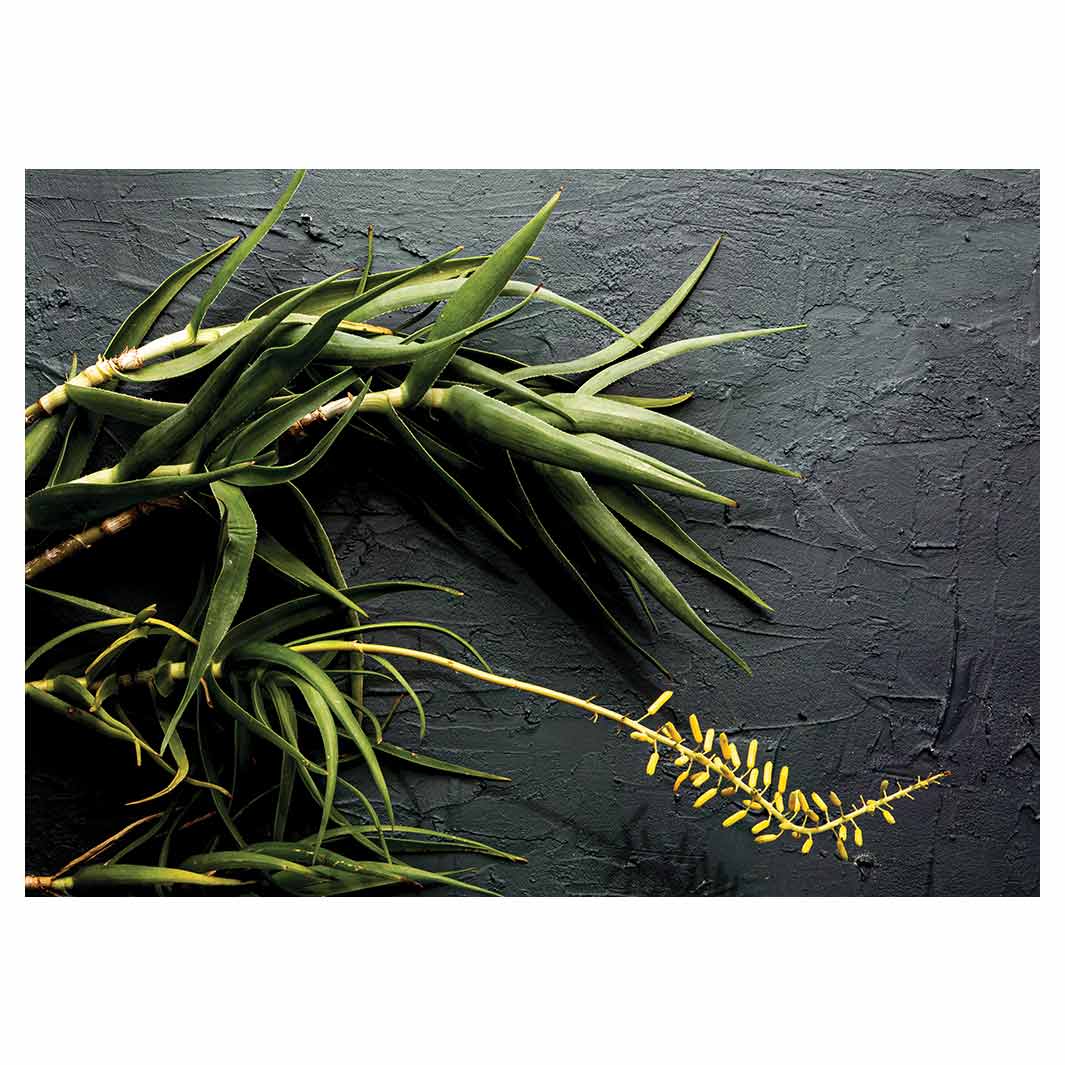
[[25, 170, 1039, 895]]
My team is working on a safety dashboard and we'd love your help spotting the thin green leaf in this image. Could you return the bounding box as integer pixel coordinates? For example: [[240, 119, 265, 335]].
[[375, 741, 510, 781]]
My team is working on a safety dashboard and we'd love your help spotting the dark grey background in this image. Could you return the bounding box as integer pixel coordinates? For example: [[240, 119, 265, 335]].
[[25, 170, 1039, 895]]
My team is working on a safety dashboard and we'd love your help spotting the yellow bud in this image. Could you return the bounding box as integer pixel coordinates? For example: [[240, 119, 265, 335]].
[[811, 792, 829, 814], [722, 809, 749, 827], [721, 786, 737, 797], [688, 714, 703, 745], [791, 831, 801, 840], [703, 728, 715, 754], [755, 834, 779, 844], [747, 768, 759, 788], [752, 818, 772, 834], [629, 732, 652, 743], [719, 732, 731, 758], [673, 755, 689, 767], [788, 790, 800, 813], [693, 789, 717, 809], [829, 791, 842, 807], [854, 825, 864, 848], [797, 791, 810, 814], [646, 750, 659, 776], [880, 808, 896, 825], [691, 771, 710, 787], [729, 744, 741, 769], [774, 793, 784, 812], [801, 835, 814, 854], [836, 836, 849, 862], [746, 739, 758, 769], [777, 765, 789, 793], [645, 690, 673, 717], [839, 824, 848, 842], [663, 721, 682, 742], [673, 769, 691, 794], [762, 761, 773, 790]]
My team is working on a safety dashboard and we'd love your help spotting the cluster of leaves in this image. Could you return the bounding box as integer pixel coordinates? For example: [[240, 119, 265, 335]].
[[25, 170, 806, 895]]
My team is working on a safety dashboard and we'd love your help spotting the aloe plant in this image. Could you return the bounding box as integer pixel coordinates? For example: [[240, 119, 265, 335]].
[[25, 170, 941, 895]]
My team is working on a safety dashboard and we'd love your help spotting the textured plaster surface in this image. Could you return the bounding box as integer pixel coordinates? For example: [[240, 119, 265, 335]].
[[25, 169, 1039, 895]]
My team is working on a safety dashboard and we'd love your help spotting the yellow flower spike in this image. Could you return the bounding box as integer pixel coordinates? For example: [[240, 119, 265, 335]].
[[774, 793, 784, 812], [693, 789, 717, 809], [752, 818, 772, 834], [762, 760, 774, 789], [829, 791, 842, 807], [691, 771, 710, 787], [646, 750, 660, 776], [811, 792, 829, 814], [729, 744, 741, 769], [645, 690, 673, 717], [880, 808, 896, 825], [688, 714, 703, 746], [801, 835, 814, 854], [722, 809, 749, 827], [703, 728, 715, 754], [836, 836, 849, 862], [778, 765, 789, 793], [746, 738, 758, 769], [718, 732, 731, 758], [673, 769, 691, 794]]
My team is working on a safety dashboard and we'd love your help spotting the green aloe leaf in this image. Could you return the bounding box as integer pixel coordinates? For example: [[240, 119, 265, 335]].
[[67, 383, 183, 425], [578, 325, 807, 395], [252, 530, 367, 618], [189, 170, 305, 336], [26, 584, 128, 619], [523, 392, 800, 477], [436, 385, 733, 505], [375, 741, 510, 781], [329, 825, 525, 863], [398, 191, 562, 405], [288, 676, 340, 858], [124, 322, 255, 383], [592, 482, 771, 612], [50, 864, 243, 893], [505, 240, 720, 382], [105, 236, 241, 357], [25, 416, 63, 479], [25, 461, 252, 533], [534, 462, 751, 674], [159, 481, 257, 755]]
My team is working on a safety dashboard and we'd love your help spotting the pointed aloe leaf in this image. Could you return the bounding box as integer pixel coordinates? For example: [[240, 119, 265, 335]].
[[449, 355, 578, 426], [593, 482, 772, 612], [51, 864, 243, 893], [25, 461, 252, 533], [189, 170, 305, 336], [375, 741, 510, 781], [159, 481, 257, 755], [436, 385, 734, 506], [289, 676, 340, 859], [326, 825, 525, 863], [67, 384, 183, 425], [252, 530, 368, 618], [398, 191, 562, 405], [534, 462, 751, 674], [506, 240, 721, 382], [505, 453, 669, 677], [578, 325, 808, 395], [222, 379, 369, 487], [526, 393, 800, 478], [26, 584, 128, 619], [608, 392, 694, 409], [362, 652, 426, 738], [104, 237, 240, 357], [382, 401, 517, 549]]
